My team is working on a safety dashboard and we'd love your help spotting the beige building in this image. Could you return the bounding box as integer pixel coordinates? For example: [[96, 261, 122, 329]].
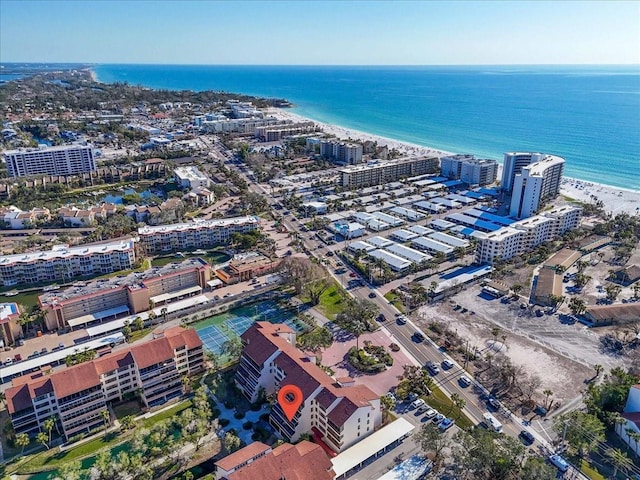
[[138, 216, 260, 254], [39, 258, 211, 330], [339, 157, 439, 188], [0, 239, 136, 287], [6, 326, 203, 439]]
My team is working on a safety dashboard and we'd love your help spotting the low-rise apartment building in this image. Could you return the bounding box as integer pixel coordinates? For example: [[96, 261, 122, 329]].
[[215, 253, 280, 284], [39, 258, 211, 330], [58, 203, 118, 227], [174, 166, 211, 189], [236, 322, 381, 453], [1, 206, 51, 229], [138, 216, 260, 254], [5, 326, 203, 439], [255, 122, 319, 142], [339, 157, 439, 188], [0, 239, 137, 287]]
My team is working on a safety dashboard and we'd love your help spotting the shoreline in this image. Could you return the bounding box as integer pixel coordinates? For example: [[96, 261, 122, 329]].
[[87, 68, 640, 214], [267, 107, 640, 216]]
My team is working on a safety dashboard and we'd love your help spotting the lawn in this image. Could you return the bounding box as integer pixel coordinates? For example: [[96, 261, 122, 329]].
[[151, 251, 230, 268], [128, 326, 152, 343], [579, 459, 606, 480], [11, 400, 193, 476], [423, 387, 474, 431], [112, 400, 141, 419], [308, 281, 346, 319], [0, 290, 42, 309], [384, 291, 405, 313]]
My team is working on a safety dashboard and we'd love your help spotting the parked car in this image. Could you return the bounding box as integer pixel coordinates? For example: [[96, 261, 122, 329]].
[[442, 359, 454, 369], [416, 404, 429, 414], [519, 430, 535, 444], [432, 413, 445, 424], [410, 399, 426, 410], [439, 418, 455, 431], [4, 357, 12, 366], [423, 408, 438, 420], [407, 392, 419, 402], [40, 348, 48, 354], [488, 397, 500, 410], [458, 375, 472, 387]]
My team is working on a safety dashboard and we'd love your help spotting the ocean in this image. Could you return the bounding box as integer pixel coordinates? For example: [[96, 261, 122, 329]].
[[93, 65, 640, 191]]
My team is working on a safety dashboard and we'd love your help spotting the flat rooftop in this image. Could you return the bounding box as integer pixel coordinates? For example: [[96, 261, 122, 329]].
[[39, 257, 208, 306], [138, 216, 259, 235], [0, 240, 135, 267]]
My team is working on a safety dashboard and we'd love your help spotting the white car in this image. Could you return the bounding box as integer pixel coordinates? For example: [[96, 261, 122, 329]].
[[423, 408, 438, 419], [410, 398, 425, 410], [442, 359, 454, 369], [459, 375, 472, 387]]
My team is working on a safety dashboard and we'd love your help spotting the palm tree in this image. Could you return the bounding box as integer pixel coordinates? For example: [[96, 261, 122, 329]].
[[625, 428, 640, 454], [606, 448, 632, 478], [36, 431, 49, 450], [449, 393, 466, 417], [101, 409, 111, 433], [543, 389, 554, 410], [44, 416, 55, 444], [15, 432, 30, 455], [592, 364, 604, 380], [161, 307, 168, 323]]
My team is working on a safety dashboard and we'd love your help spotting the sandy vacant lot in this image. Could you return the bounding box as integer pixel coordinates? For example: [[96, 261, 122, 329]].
[[415, 286, 626, 406]]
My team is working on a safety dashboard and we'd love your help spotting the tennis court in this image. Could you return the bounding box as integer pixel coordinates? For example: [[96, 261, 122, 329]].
[[194, 300, 305, 355], [196, 324, 230, 355]]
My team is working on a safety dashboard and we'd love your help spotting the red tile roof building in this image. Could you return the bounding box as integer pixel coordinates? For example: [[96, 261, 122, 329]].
[[214, 440, 335, 480], [5, 326, 203, 440], [235, 322, 381, 453]]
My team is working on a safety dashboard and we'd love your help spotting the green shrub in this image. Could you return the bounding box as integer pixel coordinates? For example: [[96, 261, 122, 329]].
[[219, 418, 230, 427], [233, 411, 245, 420], [242, 421, 253, 430], [259, 413, 270, 422], [250, 402, 261, 411]]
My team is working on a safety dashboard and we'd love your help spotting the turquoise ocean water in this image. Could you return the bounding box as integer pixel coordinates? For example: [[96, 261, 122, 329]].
[[94, 65, 640, 191]]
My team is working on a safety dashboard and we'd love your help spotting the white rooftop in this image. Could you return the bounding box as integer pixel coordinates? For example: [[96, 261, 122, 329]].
[[331, 418, 415, 478], [138, 216, 259, 234], [0, 240, 135, 266]]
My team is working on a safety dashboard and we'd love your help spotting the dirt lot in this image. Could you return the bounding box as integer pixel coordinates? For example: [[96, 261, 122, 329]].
[[416, 285, 626, 407]]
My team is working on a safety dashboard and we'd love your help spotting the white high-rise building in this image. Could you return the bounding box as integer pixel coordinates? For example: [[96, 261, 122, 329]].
[[501, 152, 547, 193], [2, 144, 97, 177], [509, 154, 565, 219]]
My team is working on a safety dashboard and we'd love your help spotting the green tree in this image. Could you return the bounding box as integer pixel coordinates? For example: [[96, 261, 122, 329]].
[[606, 448, 632, 478], [44, 416, 55, 444], [222, 431, 241, 454], [415, 423, 452, 472], [553, 411, 605, 458], [335, 297, 379, 350], [605, 284, 622, 302], [36, 431, 50, 450], [15, 432, 30, 455], [450, 393, 466, 418], [568, 297, 587, 316], [542, 389, 554, 410], [221, 336, 243, 360], [101, 409, 111, 433], [520, 457, 557, 480], [120, 415, 135, 431], [453, 427, 526, 480], [52, 460, 85, 480], [297, 327, 334, 354], [592, 363, 604, 380]]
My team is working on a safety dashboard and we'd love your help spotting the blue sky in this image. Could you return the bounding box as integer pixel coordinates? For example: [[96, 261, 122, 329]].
[[1, 1, 638, 65]]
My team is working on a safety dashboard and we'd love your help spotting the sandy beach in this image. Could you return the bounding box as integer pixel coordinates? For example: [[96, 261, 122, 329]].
[[267, 108, 640, 216]]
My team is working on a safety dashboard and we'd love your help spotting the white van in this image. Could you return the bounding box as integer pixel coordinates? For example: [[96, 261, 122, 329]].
[[549, 455, 570, 473], [410, 398, 425, 410], [482, 412, 503, 433]]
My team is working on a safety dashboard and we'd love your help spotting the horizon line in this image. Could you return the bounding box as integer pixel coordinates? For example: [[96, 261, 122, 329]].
[[2, 62, 639, 68]]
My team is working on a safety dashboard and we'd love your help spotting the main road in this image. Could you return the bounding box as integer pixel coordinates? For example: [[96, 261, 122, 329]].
[[233, 156, 540, 445]]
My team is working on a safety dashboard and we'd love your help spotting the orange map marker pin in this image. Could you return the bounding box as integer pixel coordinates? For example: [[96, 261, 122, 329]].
[[278, 384, 303, 421]]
